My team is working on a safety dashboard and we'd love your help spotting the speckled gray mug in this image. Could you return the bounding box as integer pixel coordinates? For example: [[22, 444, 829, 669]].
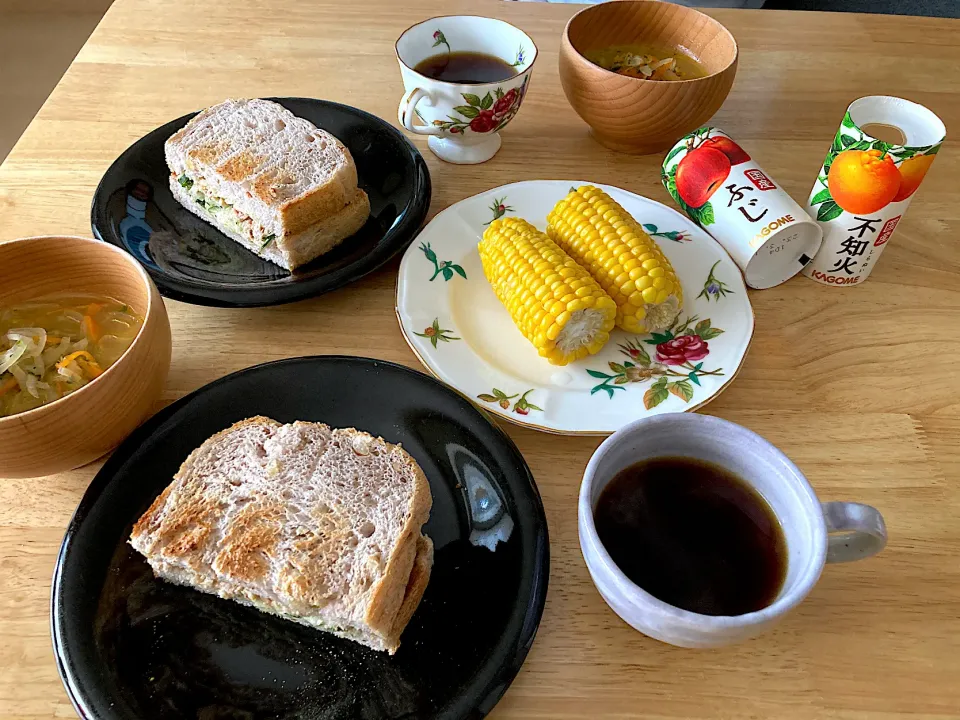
[[578, 413, 887, 648]]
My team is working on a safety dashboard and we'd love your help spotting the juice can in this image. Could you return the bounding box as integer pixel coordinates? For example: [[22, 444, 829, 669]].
[[802, 96, 945, 286], [662, 127, 823, 289]]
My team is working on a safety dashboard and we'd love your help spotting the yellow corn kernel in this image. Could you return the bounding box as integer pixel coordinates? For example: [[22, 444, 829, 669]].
[[479, 217, 617, 366], [546, 186, 682, 333]]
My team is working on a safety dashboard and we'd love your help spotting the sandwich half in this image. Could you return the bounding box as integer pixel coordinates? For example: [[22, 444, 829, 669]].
[[130, 417, 433, 654], [165, 98, 370, 271]]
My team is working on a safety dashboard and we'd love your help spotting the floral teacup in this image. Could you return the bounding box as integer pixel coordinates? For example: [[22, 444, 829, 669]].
[[396, 16, 537, 164]]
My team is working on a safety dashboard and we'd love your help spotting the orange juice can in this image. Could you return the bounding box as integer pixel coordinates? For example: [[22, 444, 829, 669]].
[[802, 96, 945, 286]]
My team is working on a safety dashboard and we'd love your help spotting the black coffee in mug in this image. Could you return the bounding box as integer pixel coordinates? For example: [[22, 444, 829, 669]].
[[593, 456, 788, 616]]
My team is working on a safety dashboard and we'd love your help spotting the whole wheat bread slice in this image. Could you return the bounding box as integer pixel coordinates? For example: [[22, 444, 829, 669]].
[[129, 417, 433, 654], [164, 98, 369, 270]]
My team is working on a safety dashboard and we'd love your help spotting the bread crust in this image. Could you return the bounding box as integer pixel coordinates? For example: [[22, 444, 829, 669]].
[[278, 139, 359, 235], [361, 439, 433, 637], [281, 189, 370, 270], [387, 535, 434, 648]]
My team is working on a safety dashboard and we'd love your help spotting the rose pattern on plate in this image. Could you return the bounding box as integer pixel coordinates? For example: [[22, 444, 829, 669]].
[[586, 315, 725, 408], [420, 242, 466, 282], [432, 76, 529, 135], [477, 388, 542, 415], [697, 260, 734, 302], [655, 334, 709, 365], [484, 196, 514, 225], [414, 318, 460, 348], [641, 223, 691, 244]]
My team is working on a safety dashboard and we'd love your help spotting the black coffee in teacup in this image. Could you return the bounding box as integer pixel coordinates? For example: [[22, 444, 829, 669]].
[[414, 51, 517, 83], [594, 457, 787, 616]]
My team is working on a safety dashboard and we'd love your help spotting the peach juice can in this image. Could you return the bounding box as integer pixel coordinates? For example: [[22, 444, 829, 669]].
[[662, 127, 823, 290], [802, 96, 945, 287]]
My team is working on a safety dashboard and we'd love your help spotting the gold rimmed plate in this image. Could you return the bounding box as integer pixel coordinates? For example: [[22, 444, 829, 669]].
[[396, 180, 754, 435]]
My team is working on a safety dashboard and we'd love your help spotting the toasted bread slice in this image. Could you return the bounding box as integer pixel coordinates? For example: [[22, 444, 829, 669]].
[[164, 99, 369, 269], [129, 417, 433, 654]]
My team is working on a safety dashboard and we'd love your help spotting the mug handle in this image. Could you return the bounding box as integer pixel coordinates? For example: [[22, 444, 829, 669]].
[[398, 87, 444, 136], [822, 501, 887, 563]]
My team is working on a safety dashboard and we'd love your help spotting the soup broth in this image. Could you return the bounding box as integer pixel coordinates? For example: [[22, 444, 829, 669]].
[[0, 293, 143, 417], [584, 43, 708, 81]]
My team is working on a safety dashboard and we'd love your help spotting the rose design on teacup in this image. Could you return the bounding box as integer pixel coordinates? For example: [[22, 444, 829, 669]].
[[431, 30, 450, 53], [431, 78, 528, 135]]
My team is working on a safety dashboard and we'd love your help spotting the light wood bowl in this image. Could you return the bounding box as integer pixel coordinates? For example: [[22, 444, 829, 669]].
[[560, 0, 738, 155], [0, 236, 171, 478]]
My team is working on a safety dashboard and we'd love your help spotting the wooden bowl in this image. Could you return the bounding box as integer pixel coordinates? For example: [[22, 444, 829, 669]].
[[560, 0, 738, 155], [0, 236, 171, 478]]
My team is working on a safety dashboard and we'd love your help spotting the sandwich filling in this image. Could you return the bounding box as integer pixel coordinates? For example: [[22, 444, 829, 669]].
[[174, 173, 277, 249]]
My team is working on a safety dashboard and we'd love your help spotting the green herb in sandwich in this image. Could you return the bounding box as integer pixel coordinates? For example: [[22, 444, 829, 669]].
[[260, 234, 276, 249], [177, 175, 194, 190]]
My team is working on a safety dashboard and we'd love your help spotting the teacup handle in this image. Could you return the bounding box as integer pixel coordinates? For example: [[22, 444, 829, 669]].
[[398, 87, 444, 136], [822, 501, 887, 563]]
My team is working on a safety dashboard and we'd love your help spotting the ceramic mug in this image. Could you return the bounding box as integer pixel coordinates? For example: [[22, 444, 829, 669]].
[[578, 413, 887, 648], [396, 15, 537, 164]]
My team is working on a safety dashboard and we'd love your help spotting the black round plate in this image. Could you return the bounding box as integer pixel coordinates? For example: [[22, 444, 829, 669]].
[[91, 99, 431, 307], [52, 357, 548, 720]]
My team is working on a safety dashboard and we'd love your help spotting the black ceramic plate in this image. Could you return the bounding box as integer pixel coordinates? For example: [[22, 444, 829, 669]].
[[91, 99, 431, 307], [52, 357, 548, 720]]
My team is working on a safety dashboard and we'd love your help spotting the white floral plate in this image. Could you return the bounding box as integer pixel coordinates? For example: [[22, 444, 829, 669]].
[[396, 180, 754, 435]]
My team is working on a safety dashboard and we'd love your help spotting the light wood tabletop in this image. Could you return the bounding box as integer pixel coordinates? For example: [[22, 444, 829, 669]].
[[1, 0, 959, 717]]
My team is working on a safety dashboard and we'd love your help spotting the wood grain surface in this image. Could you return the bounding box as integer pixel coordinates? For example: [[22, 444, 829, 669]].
[[0, 0, 959, 717]]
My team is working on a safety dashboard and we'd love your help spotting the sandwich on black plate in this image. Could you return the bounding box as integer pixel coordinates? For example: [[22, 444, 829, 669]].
[[129, 416, 434, 654], [165, 98, 371, 271]]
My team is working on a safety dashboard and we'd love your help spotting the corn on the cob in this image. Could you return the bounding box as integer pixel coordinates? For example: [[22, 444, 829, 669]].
[[546, 186, 683, 334], [479, 217, 617, 366]]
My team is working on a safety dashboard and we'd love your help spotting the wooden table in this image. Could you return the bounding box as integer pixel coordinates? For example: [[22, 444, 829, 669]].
[[2, 0, 959, 717]]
